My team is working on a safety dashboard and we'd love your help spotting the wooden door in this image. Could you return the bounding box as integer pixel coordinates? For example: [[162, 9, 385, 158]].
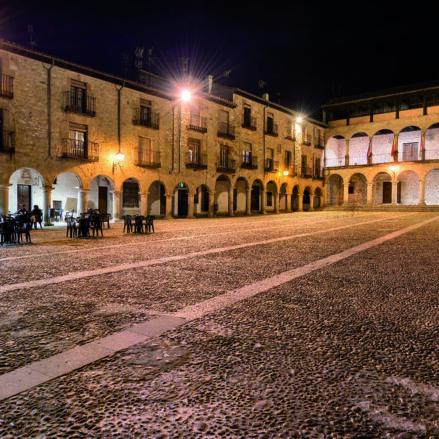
[[98, 186, 108, 214], [17, 184, 31, 211], [251, 185, 260, 211], [178, 189, 188, 217], [383, 181, 392, 204]]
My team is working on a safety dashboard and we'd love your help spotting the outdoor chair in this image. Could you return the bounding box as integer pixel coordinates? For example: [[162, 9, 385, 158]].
[[15, 214, 32, 243], [122, 215, 133, 233], [89, 214, 104, 237], [133, 215, 145, 234], [66, 217, 77, 238], [145, 215, 155, 233]]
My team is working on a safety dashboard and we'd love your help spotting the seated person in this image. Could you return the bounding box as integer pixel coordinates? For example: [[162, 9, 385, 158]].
[[30, 205, 43, 229], [15, 204, 29, 215]]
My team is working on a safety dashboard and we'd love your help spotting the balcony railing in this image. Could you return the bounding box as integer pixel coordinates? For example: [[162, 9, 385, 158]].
[[0, 130, 15, 153], [264, 158, 279, 172], [299, 167, 314, 178], [241, 155, 258, 169], [217, 122, 235, 140], [217, 157, 236, 173], [302, 134, 313, 145], [64, 91, 96, 117], [265, 123, 278, 136], [0, 74, 14, 99], [186, 152, 208, 169], [187, 114, 207, 133], [242, 116, 257, 131], [60, 139, 99, 161], [133, 109, 160, 129], [135, 150, 161, 168]]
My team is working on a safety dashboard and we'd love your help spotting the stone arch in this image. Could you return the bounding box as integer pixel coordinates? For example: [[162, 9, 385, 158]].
[[291, 185, 300, 211], [326, 174, 344, 206], [194, 184, 210, 217], [349, 132, 370, 166], [215, 174, 232, 216], [372, 129, 394, 164], [397, 170, 419, 205], [148, 180, 167, 217], [279, 182, 289, 211], [173, 181, 189, 217], [424, 123, 439, 160], [425, 169, 439, 205], [398, 126, 422, 162], [121, 177, 141, 216], [88, 175, 115, 215], [265, 180, 277, 212], [325, 135, 346, 168], [313, 187, 322, 209], [303, 186, 311, 211], [250, 178, 264, 213], [8, 168, 45, 215], [373, 172, 392, 204], [234, 177, 248, 214], [52, 172, 84, 218], [348, 173, 367, 205]]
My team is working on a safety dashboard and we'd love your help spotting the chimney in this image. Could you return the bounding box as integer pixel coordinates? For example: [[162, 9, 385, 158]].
[[207, 75, 213, 94], [262, 93, 269, 101]]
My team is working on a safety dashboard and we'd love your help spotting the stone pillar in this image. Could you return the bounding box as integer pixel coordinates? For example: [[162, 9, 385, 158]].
[[367, 183, 373, 205], [208, 191, 215, 218], [261, 190, 266, 214], [343, 183, 350, 206], [188, 191, 195, 218], [43, 185, 54, 226], [418, 179, 426, 205], [286, 192, 292, 212], [0, 184, 10, 215], [228, 187, 234, 216], [113, 191, 121, 220], [140, 192, 149, 216], [246, 189, 252, 215], [298, 193, 303, 212], [78, 188, 90, 215], [274, 192, 280, 213], [309, 194, 314, 211], [165, 194, 173, 219], [392, 180, 397, 205]]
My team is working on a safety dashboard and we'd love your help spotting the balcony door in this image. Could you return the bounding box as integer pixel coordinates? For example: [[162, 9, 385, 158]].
[[220, 146, 229, 168]]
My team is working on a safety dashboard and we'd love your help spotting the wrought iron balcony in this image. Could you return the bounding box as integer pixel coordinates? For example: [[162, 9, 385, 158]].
[[0, 74, 14, 99], [217, 122, 235, 140], [135, 150, 161, 168], [0, 130, 15, 153], [217, 157, 236, 173], [264, 158, 279, 172], [302, 134, 313, 146], [242, 116, 257, 131], [60, 139, 99, 161], [241, 155, 258, 169], [64, 92, 96, 117], [187, 114, 207, 133], [133, 108, 160, 129], [299, 167, 314, 178], [265, 123, 278, 136], [285, 135, 295, 141], [186, 152, 208, 169]]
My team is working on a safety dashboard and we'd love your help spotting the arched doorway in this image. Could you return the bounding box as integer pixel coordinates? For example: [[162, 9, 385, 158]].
[[194, 184, 209, 217], [251, 179, 264, 212], [326, 174, 343, 206], [174, 182, 189, 217], [121, 178, 141, 216], [90, 175, 114, 215], [52, 172, 83, 219], [148, 181, 166, 216], [313, 187, 322, 209], [9, 168, 45, 214], [348, 173, 367, 205], [303, 187, 311, 211], [215, 175, 231, 215], [291, 186, 299, 211]]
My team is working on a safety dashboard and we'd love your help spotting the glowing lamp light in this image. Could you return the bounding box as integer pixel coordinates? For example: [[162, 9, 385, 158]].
[[296, 116, 303, 123], [283, 170, 289, 176], [115, 152, 125, 162], [180, 89, 192, 102]]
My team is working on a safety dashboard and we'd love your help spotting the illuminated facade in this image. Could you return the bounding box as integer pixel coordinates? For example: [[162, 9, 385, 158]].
[[323, 82, 439, 208], [0, 40, 326, 223]]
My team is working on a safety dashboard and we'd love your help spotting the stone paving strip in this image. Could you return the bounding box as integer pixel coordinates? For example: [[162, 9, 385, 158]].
[[0, 214, 436, 402], [0, 213, 415, 292]]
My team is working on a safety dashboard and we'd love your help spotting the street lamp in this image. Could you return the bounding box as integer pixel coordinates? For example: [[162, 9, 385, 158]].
[[112, 150, 125, 174]]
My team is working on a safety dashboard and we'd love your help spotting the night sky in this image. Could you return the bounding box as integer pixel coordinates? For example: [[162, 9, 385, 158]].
[[0, 1, 436, 121]]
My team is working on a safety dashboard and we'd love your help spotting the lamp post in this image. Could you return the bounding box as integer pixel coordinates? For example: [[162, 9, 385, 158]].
[[172, 88, 192, 173]]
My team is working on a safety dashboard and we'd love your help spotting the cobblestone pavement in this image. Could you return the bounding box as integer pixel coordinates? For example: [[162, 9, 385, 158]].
[[1, 211, 439, 438]]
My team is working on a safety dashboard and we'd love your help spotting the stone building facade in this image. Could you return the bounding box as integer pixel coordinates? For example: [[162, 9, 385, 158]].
[[0, 40, 326, 224], [323, 82, 439, 208]]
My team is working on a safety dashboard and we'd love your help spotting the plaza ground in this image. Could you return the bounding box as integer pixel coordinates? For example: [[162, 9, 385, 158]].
[[0, 211, 439, 438]]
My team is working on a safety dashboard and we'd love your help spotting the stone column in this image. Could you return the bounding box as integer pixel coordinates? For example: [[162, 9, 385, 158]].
[[418, 179, 426, 205], [367, 183, 373, 205], [0, 184, 10, 215], [345, 139, 350, 166], [392, 180, 397, 205], [43, 185, 54, 226], [274, 191, 280, 213], [140, 192, 149, 216], [286, 192, 292, 212], [343, 183, 350, 206], [188, 191, 195, 218], [78, 188, 90, 215], [208, 191, 215, 218], [113, 191, 121, 220], [261, 190, 266, 214], [165, 194, 173, 219], [246, 189, 252, 215], [228, 187, 234, 216], [298, 193, 303, 212], [309, 194, 314, 211]]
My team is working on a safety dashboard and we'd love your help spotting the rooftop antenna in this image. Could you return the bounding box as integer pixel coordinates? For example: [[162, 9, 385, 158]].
[[27, 25, 36, 49], [146, 47, 154, 87], [135, 47, 144, 80], [120, 53, 131, 78]]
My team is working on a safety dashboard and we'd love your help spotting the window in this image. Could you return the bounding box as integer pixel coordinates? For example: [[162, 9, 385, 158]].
[[284, 150, 291, 168], [402, 143, 418, 161], [122, 180, 139, 208], [220, 145, 229, 167], [188, 138, 200, 163], [70, 80, 87, 112], [286, 119, 294, 139], [348, 183, 354, 194], [267, 112, 274, 132], [69, 122, 87, 157], [138, 136, 153, 164], [242, 142, 252, 164]]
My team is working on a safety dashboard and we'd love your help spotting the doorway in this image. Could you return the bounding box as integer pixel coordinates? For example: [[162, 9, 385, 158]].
[[251, 185, 260, 211], [383, 181, 392, 203], [17, 184, 31, 211], [98, 186, 108, 214], [177, 189, 188, 217]]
